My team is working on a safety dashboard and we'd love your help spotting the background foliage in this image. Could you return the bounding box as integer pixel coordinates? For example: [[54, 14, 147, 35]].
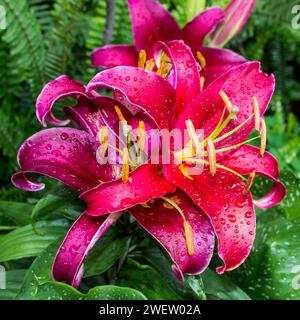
[[0, 0, 299, 300]]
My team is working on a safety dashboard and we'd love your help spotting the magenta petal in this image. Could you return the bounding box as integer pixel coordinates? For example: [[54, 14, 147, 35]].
[[82, 164, 176, 216], [182, 7, 224, 48], [163, 165, 255, 274], [52, 212, 121, 287], [12, 128, 112, 193], [154, 41, 200, 116], [64, 97, 105, 137], [193, 46, 246, 87], [127, 0, 181, 54], [11, 172, 45, 192], [87, 67, 175, 129], [130, 191, 214, 278], [36, 75, 93, 127], [91, 45, 138, 68], [210, 0, 256, 47], [221, 145, 286, 208]]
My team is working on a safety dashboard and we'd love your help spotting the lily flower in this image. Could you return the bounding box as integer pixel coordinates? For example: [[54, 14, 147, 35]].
[[91, 0, 255, 86], [12, 41, 285, 287]]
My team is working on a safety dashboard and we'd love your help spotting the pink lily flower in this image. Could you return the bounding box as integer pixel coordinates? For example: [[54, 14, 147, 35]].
[[91, 0, 255, 87], [12, 41, 285, 287]]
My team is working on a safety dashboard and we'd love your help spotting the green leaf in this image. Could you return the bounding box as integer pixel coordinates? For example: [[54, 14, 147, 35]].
[[0, 220, 69, 262], [279, 170, 300, 221], [186, 0, 206, 21], [0, 269, 27, 300], [0, 201, 33, 225], [17, 241, 146, 300], [26, 281, 147, 300], [85, 231, 131, 278], [230, 210, 300, 299], [186, 275, 206, 300], [117, 259, 182, 300], [31, 184, 81, 221], [202, 269, 251, 300]]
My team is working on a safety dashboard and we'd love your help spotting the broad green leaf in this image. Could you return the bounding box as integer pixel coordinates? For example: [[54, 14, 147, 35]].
[[26, 281, 147, 300], [0, 270, 27, 300], [186, 0, 206, 21], [279, 170, 300, 221], [0, 201, 33, 225], [230, 210, 300, 300], [117, 258, 182, 300], [201, 269, 251, 300], [0, 220, 69, 262], [186, 275, 206, 300], [17, 241, 146, 300], [32, 185, 81, 221], [85, 231, 131, 278]]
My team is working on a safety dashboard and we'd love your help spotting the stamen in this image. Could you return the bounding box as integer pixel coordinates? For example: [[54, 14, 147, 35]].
[[215, 136, 260, 154], [145, 58, 155, 71], [243, 171, 256, 194], [121, 147, 130, 183], [260, 118, 266, 157], [161, 196, 194, 256], [213, 115, 254, 144], [253, 96, 260, 131], [207, 138, 216, 176], [138, 49, 147, 69], [157, 60, 166, 76], [98, 126, 108, 144], [114, 105, 127, 123], [219, 90, 233, 113], [186, 119, 202, 157], [184, 221, 195, 256], [138, 121, 146, 151], [178, 164, 194, 180], [196, 51, 206, 69], [182, 157, 247, 182], [200, 76, 205, 92]]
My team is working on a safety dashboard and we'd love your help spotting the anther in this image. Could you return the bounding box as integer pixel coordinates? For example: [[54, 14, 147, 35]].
[[178, 164, 194, 180], [253, 96, 260, 131], [219, 90, 233, 113], [98, 126, 108, 144], [207, 138, 216, 176], [186, 119, 202, 157], [114, 105, 127, 123], [184, 221, 195, 256], [260, 118, 266, 157], [138, 121, 146, 151], [121, 148, 130, 183], [196, 51, 206, 69], [138, 50, 147, 69], [145, 59, 155, 71], [200, 76, 205, 92], [157, 60, 166, 76]]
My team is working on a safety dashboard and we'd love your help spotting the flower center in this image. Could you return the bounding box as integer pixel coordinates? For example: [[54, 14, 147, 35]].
[[175, 92, 267, 190]]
